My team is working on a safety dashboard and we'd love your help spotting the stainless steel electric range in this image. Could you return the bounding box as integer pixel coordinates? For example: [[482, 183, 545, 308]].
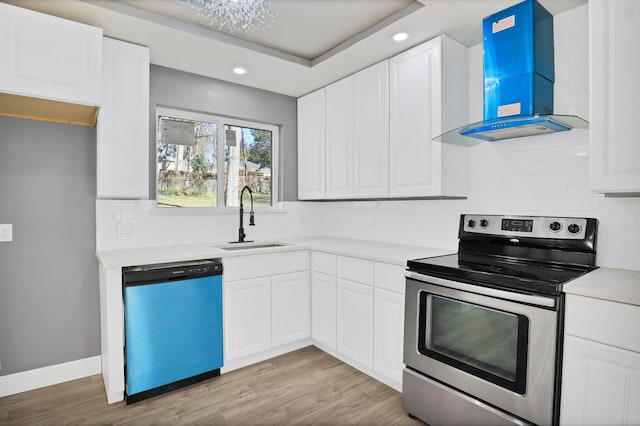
[[403, 214, 598, 426]]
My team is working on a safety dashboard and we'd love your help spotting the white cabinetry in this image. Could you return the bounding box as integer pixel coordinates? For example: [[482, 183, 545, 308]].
[[326, 76, 354, 198], [297, 61, 390, 199], [389, 35, 468, 197], [0, 3, 102, 125], [337, 278, 374, 368], [272, 271, 311, 347], [310, 251, 406, 390], [224, 277, 272, 360], [223, 251, 310, 366], [354, 61, 390, 197], [297, 88, 326, 199], [589, 0, 640, 194], [561, 294, 640, 425], [97, 38, 150, 199]]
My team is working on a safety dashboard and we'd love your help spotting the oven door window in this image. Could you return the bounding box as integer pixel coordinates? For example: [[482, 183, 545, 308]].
[[418, 293, 529, 394]]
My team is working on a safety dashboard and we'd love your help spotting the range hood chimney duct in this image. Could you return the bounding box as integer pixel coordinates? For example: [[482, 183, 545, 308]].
[[436, 0, 588, 146]]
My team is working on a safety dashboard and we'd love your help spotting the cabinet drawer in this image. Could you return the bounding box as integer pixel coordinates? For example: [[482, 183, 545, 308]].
[[224, 251, 309, 282], [374, 262, 406, 294], [312, 251, 336, 275], [565, 294, 640, 353], [337, 255, 374, 285]]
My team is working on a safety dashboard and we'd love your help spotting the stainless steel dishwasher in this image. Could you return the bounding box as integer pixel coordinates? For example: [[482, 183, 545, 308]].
[[122, 258, 223, 403]]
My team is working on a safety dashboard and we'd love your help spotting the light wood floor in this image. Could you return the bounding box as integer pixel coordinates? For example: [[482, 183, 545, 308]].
[[0, 346, 421, 425]]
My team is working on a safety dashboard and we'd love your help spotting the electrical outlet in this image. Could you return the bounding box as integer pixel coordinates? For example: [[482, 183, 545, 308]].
[[0, 224, 13, 242]]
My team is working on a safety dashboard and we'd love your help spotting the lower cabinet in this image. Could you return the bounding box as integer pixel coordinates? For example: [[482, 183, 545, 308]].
[[337, 278, 374, 368], [373, 288, 405, 385], [561, 294, 640, 425], [311, 271, 337, 348], [224, 277, 272, 360], [223, 251, 311, 364], [311, 251, 406, 390], [560, 335, 640, 425], [272, 271, 311, 347]]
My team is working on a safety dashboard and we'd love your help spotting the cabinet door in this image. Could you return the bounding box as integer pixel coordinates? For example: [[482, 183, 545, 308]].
[[0, 3, 102, 106], [224, 277, 271, 360], [311, 272, 337, 349], [97, 38, 150, 199], [374, 288, 405, 385], [561, 335, 640, 425], [389, 37, 442, 197], [337, 279, 374, 368], [589, 0, 640, 194], [297, 88, 326, 199], [354, 61, 390, 198], [272, 271, 310, 347], [326, 76, 354, 198]]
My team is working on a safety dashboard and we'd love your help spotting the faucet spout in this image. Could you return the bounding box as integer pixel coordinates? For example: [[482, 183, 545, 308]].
[[237, 185, 255, 243]]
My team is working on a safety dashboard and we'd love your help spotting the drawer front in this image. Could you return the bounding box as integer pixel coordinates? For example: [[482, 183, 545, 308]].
[[337, 255, 374, 285], [312, 251, 337, 275], [223, 251, 309, 282], [374, 262, 406, 294], [565, 294, 640, 353]]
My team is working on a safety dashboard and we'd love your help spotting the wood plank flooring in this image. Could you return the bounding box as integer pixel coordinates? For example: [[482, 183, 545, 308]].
[[0, 346, 421, 425]]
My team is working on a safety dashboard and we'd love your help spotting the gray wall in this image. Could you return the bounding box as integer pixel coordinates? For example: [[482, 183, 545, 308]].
[[0, 117, 99, 375], [149, 65, 299, 201]]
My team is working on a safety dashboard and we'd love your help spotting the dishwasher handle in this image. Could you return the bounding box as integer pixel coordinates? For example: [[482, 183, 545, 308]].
[[123, 259, 223, 286]]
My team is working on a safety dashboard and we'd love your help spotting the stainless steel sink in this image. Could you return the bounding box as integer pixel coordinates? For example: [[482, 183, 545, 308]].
[[216, 242, 287, 251]]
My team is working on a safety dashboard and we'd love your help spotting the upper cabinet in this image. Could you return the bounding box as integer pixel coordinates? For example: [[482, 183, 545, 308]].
[[297, 35, 468, 200], [97, 38, 150, 199], [297, 88, 326, 200], [0, 3, 102, 125], [589, 0, 640, 194], [389, 35, 468, 198]]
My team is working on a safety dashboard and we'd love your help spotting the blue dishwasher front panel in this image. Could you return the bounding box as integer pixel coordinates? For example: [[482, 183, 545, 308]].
[[124, 275, 223, 397]]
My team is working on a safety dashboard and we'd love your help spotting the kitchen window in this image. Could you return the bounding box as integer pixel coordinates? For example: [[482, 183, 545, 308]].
[[156, 107, 278, 209]]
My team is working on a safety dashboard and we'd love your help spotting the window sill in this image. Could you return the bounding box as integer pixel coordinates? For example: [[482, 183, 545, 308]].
[[147, 200, 287, 215]]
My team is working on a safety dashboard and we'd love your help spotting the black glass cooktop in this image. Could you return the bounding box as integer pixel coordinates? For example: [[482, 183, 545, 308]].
[[407, 253, 596, 296]]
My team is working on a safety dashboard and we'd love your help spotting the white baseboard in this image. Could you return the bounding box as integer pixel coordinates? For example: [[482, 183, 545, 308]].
[[0, 356, 101, 398]]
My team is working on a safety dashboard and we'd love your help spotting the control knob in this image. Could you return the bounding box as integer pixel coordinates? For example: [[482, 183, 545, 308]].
[[480, 219, 489, 227], [467, 219, 476, 228], [549, 221, 562, 232], [568, 224, 581, 234]]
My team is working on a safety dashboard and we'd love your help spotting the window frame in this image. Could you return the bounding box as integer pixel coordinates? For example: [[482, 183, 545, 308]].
[[155, 106, 280, 212]]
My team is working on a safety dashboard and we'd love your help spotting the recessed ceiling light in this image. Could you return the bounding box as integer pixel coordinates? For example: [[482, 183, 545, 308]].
[[233, 67, 247, 75], [392, 32, 409, 42]]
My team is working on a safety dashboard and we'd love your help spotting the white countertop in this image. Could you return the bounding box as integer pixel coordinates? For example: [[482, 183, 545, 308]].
[[96, 236, 453, 269], [564, 267, 640, 306]]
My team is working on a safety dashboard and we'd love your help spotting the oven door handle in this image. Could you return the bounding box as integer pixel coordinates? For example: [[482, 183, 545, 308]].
[[405, 271, 556, 308]]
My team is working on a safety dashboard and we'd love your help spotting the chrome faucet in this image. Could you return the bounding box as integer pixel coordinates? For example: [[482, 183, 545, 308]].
[[236, 185, 255, 243]]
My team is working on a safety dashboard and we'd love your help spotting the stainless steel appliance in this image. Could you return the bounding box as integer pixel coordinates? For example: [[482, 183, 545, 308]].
[[403, 214, 598, 425]]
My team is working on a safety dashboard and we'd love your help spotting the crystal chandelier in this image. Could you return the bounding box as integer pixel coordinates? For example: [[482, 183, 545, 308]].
[[188, 0, 275, 33]]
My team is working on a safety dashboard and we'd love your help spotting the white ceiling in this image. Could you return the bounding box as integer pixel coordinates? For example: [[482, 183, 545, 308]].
[[5, 0, 587, 97]]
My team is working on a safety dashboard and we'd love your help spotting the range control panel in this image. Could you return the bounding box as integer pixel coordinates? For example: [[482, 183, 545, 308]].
[[462, 214, 588, 239]]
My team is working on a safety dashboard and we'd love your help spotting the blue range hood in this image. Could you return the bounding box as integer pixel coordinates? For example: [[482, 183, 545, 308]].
[[436, 0, 588, 147]]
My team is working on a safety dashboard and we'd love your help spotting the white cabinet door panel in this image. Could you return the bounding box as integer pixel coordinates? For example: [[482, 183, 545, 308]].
[[337, 278, 374, 368], [311, 272, 337, 349], [0, 3, 102, 106], [374, 288, 404, 384], [272, 271, 310, 347], [589, 0, 640, 193], [297, 88, 326, 199], [354, 61, 390, 197], [224, 277, 271, 360], [561, 335, 640, 426], [326, 76, 354, 198], [97, 38, 149, 199]]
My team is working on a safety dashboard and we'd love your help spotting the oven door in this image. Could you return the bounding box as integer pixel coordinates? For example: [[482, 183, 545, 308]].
[[404, 272, 559, 426]]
